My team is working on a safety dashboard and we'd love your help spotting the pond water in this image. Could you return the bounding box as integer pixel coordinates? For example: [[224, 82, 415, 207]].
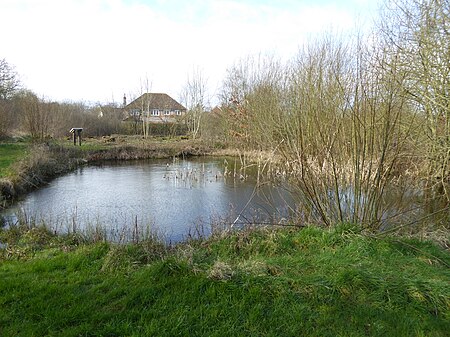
[[1, 158, 293, 242]]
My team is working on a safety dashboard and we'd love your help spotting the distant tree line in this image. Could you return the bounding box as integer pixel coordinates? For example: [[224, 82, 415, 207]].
[[0, 59, 126, 140]]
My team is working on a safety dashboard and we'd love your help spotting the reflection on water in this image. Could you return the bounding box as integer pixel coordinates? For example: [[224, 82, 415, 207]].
[[1, 158, 293, 242]]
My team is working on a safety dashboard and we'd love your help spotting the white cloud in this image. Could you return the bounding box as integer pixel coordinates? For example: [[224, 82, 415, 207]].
[[0, 0, 379, 104]]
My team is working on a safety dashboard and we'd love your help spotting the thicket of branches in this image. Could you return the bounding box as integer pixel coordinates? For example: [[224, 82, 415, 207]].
[[215, 0, 449, 229], [0, 81, 124, 140]]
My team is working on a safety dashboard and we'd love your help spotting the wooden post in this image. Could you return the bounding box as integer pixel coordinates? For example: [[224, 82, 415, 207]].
[[70, 128, 83, 146]]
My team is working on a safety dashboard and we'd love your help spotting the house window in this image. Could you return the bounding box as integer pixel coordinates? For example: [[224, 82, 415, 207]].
[[164, 109, 170, 115], [175, 110, 181, 115], [151, 109, 159, 116], [131, 109, 140, 116]]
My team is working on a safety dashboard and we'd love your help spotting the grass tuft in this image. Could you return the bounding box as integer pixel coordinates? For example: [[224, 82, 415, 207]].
[[101, 239, 168, 273], [208, 260, 235, 280]]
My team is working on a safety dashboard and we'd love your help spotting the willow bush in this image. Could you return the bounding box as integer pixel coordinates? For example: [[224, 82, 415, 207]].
[[215, 1, 449, 231], [220, 34, 424, 230], [282, 37, 415, 228]]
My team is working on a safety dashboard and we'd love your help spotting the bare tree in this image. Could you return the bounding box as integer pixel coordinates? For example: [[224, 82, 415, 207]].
[[18, 90, 53, 140], [379, 0, 450, 200], [139, 76, 152, 139], [181, 67, 208, 139], [220, 55, 284, 148], [219, 57, 256, 146], [0, 98, 12, 137]]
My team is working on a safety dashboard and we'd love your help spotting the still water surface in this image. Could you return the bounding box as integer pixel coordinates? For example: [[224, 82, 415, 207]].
[[2, 158, 291, 242]]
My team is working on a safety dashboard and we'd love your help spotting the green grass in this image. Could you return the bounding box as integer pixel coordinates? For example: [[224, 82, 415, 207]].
[[0, 224, 449, 336], [0, 142, 28, 178], [55, 137, 112, 151]]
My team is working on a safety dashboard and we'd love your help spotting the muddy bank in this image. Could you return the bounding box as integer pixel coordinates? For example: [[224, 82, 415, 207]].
[[1, 145, 80, 208], [85, 143, 211, 161], [0, 140, 213, 209]]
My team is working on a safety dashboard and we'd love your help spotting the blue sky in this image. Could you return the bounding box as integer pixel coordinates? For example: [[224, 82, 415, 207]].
[[0, 0, 380, 104]]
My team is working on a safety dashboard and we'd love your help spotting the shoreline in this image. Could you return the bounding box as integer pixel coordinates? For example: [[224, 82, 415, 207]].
[[0, 137, 273, 210], [0, 138, 216, 210]]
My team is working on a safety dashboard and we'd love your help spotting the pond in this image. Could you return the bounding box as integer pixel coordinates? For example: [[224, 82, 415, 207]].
[[1, 158, 293, 242]]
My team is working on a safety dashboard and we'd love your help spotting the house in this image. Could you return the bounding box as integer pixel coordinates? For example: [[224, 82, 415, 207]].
[[123, 93, 186, 124]]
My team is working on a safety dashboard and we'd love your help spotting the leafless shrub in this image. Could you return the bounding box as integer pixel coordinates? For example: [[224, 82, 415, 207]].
[[378, 0, 450, 203], [219, 34, 420, 231]]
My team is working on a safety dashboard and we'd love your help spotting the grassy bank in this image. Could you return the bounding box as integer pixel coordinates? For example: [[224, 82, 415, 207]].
[[0, 224, 449, 336], [0, 142, 28, 178]]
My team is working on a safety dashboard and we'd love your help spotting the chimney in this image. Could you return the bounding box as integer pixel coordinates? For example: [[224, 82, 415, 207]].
[[123, 94, 127, 107]]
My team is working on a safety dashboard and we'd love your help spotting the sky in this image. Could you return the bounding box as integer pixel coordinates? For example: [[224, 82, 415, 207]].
[[0, 0, 380, 105]]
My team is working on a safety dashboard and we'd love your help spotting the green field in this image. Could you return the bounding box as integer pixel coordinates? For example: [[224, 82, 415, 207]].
[[0, 142, 28, 178], [0, 224, 448, 336]]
